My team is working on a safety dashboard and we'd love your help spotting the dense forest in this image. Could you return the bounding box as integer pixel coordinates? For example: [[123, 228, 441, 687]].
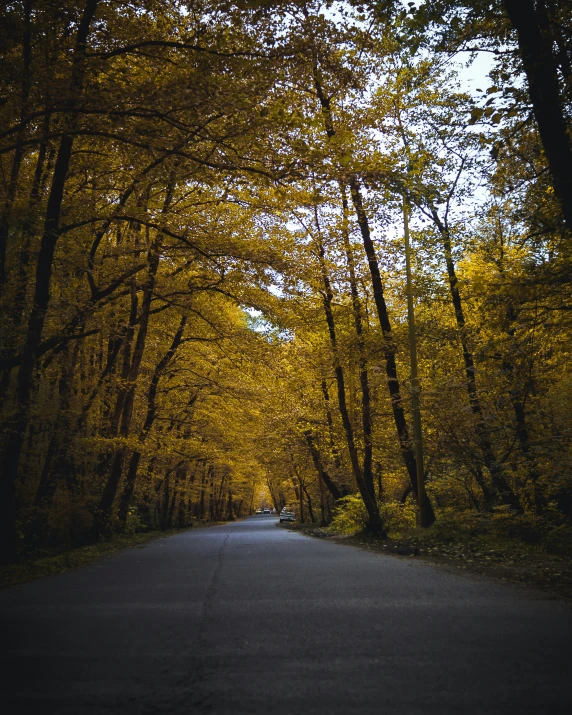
[[1, 0, 571, 564]]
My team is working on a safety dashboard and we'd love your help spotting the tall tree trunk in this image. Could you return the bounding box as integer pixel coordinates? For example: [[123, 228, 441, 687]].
[[185, 467, 196, 525], [0, 0, 100, 563], [198, 463, 207, 519], [117, 314, 187, 527], [320, 379, 351, 497], [292, 470, 305, 523], [402, 196, 432, 527], [302, 482, 316, 523], [304, 431, 327, 525], [339, 185, 377, 507], [320, 378, 341, 464], [303, 432, 343, 502], [349, 178, 435, 525], [503, 0, 572, 231], [428, 206, 521, 510], [0, 0, 32, 292], [36, 325, 127, 506], [500, 305, 545, 512], [216, 471, 226, 521], [12, 114, 52, 333], [33, 342, 81, 505], [161, 470, 171, 530], [209, 469, 216, 521], [314, 227, 361, 494], [0, 115, 49, 405], [167, 466, 184, 529], [97, 236, 161, 530], [313, 218, 385, 532], [307, 43, 434, 526]]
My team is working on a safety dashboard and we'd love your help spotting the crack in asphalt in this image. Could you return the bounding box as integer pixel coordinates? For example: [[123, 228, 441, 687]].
[[183, 531, 231, 713]]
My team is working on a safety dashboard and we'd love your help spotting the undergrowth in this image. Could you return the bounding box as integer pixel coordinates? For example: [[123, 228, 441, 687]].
[[0, 520, 227, 589], [327, 495, 572, 556]]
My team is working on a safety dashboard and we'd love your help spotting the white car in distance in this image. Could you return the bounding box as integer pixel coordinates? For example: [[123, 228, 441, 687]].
[[279, 507, 295, 523]]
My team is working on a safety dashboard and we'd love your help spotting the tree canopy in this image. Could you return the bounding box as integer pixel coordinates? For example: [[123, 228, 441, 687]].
[[1, 0, 571, 562]]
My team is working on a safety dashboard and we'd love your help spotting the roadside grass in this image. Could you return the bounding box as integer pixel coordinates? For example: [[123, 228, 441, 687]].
[[0, 521, 226, 589]]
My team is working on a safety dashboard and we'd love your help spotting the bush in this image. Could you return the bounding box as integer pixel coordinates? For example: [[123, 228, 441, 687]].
[[329, 496, 417, 537], [488, 508, 547, 543], [425, 506, 550, 545], [544, 525, 572, 556], [125, 507, 147, 535], [426, 508, 486, 543], [379, 500, 417, 537], [329, 495, 367, 535]]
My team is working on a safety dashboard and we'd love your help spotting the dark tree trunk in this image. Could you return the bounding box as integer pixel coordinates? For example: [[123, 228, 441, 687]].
[[198, 464, 207, 519], [117, 315, 187, 527], [167, 466, 184, 529], [33, 342, 81, 506], [314, 227, 361, 494], [209, 471, 216, 521], [349, 178, 435, 526], [305, 434, 327, 526], [503, 0, 572, 232], [320, 379, 342, 464], [0, 0, 32, 293], [0, 0, 100, 563], [429, 206, 521, 511], [36, 327, 126, 507], [97, 238, 161, 529], [302, 482, 316, 524], [307, 27, 430, 521], [216, 471, 227, 521], [177, 469, 190, 527], [186, 461, 199, 521], [12, 114, 52, 333], [297, 475, 305, 523], [313, 224, 385, 532], [161, 471, 171, 530], [500, 306, 545, 512], [340, 184, 377, 505], [307, 25, 432, 524], [309, 45, 413, 530]]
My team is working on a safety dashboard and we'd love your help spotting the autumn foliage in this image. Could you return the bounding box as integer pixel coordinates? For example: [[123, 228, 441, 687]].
[[1, 1, 571, 562]]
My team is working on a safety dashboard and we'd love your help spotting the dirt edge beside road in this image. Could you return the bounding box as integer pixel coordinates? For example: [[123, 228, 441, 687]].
[[0, 520, 230, 589], [279, 522, 572, 601]]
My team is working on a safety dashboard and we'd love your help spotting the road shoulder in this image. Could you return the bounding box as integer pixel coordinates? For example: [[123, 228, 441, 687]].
[[279, 522, 572, 601]]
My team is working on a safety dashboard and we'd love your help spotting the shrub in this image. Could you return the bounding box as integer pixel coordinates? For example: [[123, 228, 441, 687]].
[[329, 495, 367, 535], [544, 525, 572, 556], [329, 496, 417, 537], [379, 500, 417, 537], [426, 508, 486, 543], [125, 507, 147, 535]]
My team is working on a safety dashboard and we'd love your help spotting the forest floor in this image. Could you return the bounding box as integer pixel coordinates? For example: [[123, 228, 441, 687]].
[[0, 520, 227, 589], [280, 522, 572, 600]]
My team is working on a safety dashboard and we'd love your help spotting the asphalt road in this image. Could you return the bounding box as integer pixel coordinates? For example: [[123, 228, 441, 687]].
[[1, 516, 571, 715]]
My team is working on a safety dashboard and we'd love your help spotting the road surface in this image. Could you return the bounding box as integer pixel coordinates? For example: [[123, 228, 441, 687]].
[[1, 515, 571, 714]]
